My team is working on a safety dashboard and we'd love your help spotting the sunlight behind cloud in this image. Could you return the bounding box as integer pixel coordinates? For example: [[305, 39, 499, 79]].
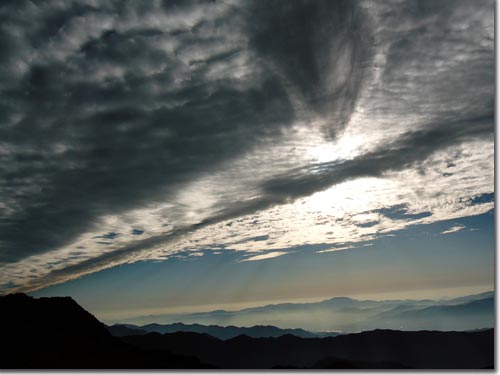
[[307, 133, 366, 163]]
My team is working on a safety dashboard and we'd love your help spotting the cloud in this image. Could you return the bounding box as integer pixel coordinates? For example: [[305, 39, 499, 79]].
[[317, 246, 356, 254], [0, 0, 494, 293], [241, 252, 288, 262], [0, 0, 296, 263], [441, 225, 466, 235], [246, 0, 374, 137]]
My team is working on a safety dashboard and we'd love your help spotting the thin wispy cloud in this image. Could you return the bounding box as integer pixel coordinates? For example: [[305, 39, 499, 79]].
[[242, 252, 288, 262], [317, 246, 356, 254], [441, 225, 467, 235]]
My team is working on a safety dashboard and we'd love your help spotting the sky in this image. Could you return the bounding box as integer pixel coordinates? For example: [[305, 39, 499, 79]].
[[0, 0, 495, 320]]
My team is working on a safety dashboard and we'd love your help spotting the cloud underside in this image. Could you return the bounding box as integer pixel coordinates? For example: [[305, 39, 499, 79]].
[[0, 0, 494, 292]]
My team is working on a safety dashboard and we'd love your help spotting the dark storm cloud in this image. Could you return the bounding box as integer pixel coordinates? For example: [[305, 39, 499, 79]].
[[0, 0, 371, 266], [362, 0, 494, 138], [0, 70, 293, 262], [246, 0, 374, 137]]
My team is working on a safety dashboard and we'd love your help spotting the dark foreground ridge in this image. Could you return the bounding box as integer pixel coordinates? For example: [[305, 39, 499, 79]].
[[123, 329, 494, 369], [0, 293, 214, 369], [0, 293, 494, 369]]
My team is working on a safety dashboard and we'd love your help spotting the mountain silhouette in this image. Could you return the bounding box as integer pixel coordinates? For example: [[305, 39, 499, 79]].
[[0, 293, 494, 369], [442, 291, 494, 305], [376, 297, 494, 331], [123, 329, 494, 369], [108, 322, 323, 339], [123, 291, 494, 332], [106, 324, 148, 337], [0, 293, 213, 369]]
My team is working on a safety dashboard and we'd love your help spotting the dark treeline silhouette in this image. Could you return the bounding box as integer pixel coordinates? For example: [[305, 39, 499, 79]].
[[0, 293, 494, 369]]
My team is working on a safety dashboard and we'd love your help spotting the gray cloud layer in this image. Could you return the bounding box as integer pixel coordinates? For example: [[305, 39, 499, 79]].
[[0, 0, 371, 263], [0, 0, 494, 292]]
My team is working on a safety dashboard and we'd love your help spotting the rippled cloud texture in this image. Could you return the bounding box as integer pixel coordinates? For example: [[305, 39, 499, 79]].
[[0, 0, 494, 292]]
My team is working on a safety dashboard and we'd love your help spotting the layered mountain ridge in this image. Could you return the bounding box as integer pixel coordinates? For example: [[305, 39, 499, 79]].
[[0, 292, 494, 369], [119, 291, 494, 332]]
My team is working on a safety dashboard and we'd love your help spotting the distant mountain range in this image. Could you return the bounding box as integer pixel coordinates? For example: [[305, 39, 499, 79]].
[[106, 322, 335, 340], [120, 291, 494, 332], [0, 293, 493, 369]]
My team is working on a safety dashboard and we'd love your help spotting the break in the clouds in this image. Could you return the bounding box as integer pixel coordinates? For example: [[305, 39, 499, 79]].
[[0, 0, 494, 292]]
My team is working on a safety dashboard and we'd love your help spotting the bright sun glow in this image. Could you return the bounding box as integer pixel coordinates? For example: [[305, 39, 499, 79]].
[[308, 133, 365, 163]]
